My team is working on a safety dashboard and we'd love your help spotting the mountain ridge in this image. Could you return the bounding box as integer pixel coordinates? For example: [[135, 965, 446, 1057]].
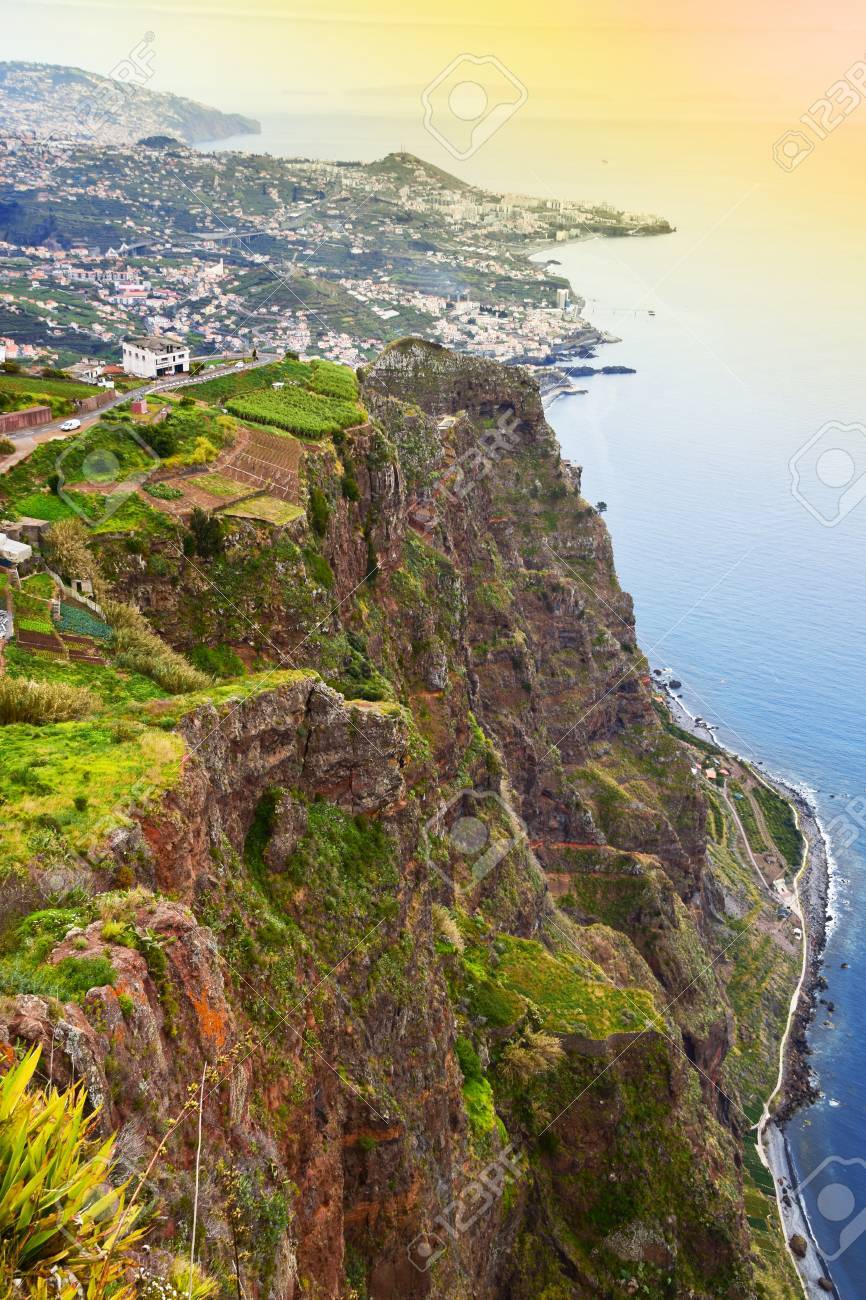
[[0, 60, 260, 145]]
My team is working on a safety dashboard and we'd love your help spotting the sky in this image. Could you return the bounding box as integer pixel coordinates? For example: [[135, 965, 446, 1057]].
[[2, 0, 864, 247], [3, 0, 866, 125]]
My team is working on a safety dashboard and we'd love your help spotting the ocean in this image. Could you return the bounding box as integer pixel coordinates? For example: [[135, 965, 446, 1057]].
[[200, 112, 866, 1292], [543, 224, 866, 1294]]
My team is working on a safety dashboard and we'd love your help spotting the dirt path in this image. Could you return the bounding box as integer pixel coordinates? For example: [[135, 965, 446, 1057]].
[[720, 784, 775, 891]]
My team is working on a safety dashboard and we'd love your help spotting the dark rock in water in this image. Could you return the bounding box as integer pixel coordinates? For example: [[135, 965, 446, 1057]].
[[842, 962, 850, 969], [789, 1234, 808, 1259], [669, 679, 682, 690], [817, 1279, 833, 1293], [827, 1001, 835, 1013], [566, 363, 637, 377]]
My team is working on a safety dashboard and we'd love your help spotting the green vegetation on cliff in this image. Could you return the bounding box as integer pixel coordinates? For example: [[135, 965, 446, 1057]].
[[0, 340, 802, 1299]]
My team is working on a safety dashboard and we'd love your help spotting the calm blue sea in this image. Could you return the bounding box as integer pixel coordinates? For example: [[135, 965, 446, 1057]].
[[543, 228, 866, 1295], [201, 112, 866, 1292]]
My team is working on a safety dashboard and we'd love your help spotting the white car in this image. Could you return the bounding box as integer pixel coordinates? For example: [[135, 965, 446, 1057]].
[[60, 418, 81, 432]]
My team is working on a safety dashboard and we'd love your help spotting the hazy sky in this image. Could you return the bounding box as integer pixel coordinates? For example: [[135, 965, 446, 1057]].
[[4, 0, 866, 124]]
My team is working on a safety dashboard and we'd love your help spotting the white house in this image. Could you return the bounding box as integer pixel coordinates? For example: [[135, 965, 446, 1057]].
[[122, 335, 190, 380], [65, 359, 104, 384], [0, 533, 33, 566]]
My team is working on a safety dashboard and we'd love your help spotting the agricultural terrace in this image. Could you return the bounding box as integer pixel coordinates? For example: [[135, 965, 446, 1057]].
[[187, 356, 366, 439]]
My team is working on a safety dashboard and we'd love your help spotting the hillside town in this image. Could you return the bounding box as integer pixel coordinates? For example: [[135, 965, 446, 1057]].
[[0, 138, 670, 374]]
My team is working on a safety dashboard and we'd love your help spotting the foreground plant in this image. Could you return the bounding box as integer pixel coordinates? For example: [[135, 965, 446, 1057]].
[[0, 1046, 141, 1298]]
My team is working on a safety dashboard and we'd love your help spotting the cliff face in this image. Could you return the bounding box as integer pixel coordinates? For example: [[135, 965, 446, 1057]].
[[1, 341, 792, 1297]]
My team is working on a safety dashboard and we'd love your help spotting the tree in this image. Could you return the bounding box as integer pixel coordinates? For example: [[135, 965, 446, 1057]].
[[308, 486, 330, 537], [148, 419, 180, 458], [42, 517, 99, 582], [596, 500, 608, 514], [184, 507, 225, 559]]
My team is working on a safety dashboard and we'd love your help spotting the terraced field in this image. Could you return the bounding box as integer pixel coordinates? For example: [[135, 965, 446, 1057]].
[[220, 496, 304, 526], [226, 384, 364, 438], [220, 426, 305, 502]]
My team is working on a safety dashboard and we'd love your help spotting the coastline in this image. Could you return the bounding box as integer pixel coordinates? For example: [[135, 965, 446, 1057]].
[[536, 235, 837, 1296], [660, 685, 835, 1298]]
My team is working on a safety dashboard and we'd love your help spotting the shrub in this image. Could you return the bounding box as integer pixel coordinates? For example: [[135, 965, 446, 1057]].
[[163, 435, 219, 468], [0, 675, 95, 724], [308, 486, 330, 537], [0, 1048, 142, 1299], [0, 437, 14, 455], [432, 903, 464, 952], [341, 464, 360, 501], [103, 600, 210, 694], [144, 481, 184, 500], [498, 1030, 566, 1085], [42, 517, 100, 584], [188, 643, 245, 678]]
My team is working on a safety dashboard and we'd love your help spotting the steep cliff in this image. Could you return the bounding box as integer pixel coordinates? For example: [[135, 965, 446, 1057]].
[[0, 341, 797, 1297]]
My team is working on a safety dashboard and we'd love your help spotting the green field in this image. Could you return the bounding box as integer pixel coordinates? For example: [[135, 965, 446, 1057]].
[[220, 496, 304, 525], [179, 357, 313, 404], [19, 573, 55, 599], [752, 782, 805, 870], [192, 471, 249, 498], [227, 385, 365, 438], [0, 373, 93, 419], [0, 374, 93, 399], [308, 358, 359, 401], [56, 603, 112, 640], [728, 781, 768, 856]]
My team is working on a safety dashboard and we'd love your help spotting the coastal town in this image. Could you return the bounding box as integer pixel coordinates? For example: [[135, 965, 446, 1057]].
[[0, 137, 669, 378]]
